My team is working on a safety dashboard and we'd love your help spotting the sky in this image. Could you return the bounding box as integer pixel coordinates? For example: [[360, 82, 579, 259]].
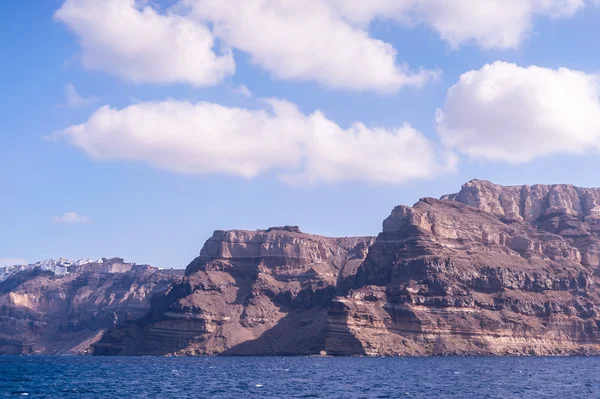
[[2, 0, 600, 268]]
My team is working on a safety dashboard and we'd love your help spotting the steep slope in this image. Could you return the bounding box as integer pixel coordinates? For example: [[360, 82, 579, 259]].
[[325, 192, 600, 356], [444, 179, 600, 267], [15, 180, 600, 357], [93, 227, 374, 355], [0, 258, 182, 355]]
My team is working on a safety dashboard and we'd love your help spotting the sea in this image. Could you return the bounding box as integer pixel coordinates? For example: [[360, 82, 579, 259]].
[[0, 356, 598, 398]]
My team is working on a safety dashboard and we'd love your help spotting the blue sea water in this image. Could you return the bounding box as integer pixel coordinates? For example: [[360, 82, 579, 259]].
[[0, 356, 598, 398]]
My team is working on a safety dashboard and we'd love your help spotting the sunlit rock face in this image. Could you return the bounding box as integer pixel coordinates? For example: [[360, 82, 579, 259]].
[[93, 228, 374, 356], [0, 258, 182, 355], [327, 182, 600, 356], [43, 180, 600, 356], [447, 180, 600, 267]]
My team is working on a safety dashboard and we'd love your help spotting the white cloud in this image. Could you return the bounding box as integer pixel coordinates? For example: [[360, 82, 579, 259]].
[[62, 83, 98, 108], [332, 0, 588, 49], [329, 0, 412, 25], [187, 0, 438, 92], [54, 0, 234, 86], [436, 61, 600, 163], [232, 84, 252, 98], [412, 0, 585, 49], [52, 212, 91, 224], [0, 258, 27, 267], [279, 117, 458, 185], [53, 0, 592, 93], [55, 99, 455, 185]]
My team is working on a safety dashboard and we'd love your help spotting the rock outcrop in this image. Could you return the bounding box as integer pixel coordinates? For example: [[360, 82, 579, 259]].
[[0, 258, 182, 355], [11, 180, 600, 356], [443, 179, 600, 266], [326, 180, 600, 356], [93, 227, 374, 355]]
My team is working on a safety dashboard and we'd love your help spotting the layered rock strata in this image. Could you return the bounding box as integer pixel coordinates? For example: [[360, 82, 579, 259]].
[[327, 180, 600, 356], [13, 180, 600, 356], [0, 258, 182, 355], [93, 227, 374, 355]]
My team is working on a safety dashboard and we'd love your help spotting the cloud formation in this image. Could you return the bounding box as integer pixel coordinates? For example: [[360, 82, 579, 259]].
[[332, 0, 588, 49], [437, 61, 600, 163], [56, 100, 455, 185], [55, 0, 591, 92], [413, 0, 585, 49], [232, 84, 252, 98], [62, 83, 98, 108], [189, 0, 437, 92], [55, 0, 234, 86], [52, 212, 91, 224]]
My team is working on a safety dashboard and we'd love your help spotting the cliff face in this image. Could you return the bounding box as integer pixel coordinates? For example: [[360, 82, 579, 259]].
[[327, 180, 600, 356], [0, 259, 182, 355], [93, 227, 374, 355], [15, 180, 600, 357], [444, 179, 600, 267]]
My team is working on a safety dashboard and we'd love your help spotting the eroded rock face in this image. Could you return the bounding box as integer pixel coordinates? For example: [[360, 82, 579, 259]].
[[93, 228, 374, 356], [444, 180, 600, 268], [0, 259, 182, 355], [28, 180, 600, 357], [326, 188, 600, 356], [444, 179, 600, 237]]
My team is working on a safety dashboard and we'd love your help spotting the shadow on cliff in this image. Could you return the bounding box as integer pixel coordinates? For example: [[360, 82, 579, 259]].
[[222, 286, 366, 356], [221, 306, 329, 356], [94, 259, 369, 356], [92, 274, 197, 356]]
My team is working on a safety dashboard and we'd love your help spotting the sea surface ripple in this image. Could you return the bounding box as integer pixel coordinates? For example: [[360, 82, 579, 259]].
[[1, 356, 598, 398]]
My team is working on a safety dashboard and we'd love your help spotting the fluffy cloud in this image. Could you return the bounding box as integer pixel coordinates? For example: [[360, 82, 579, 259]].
[[436, 61, 600, 163], [187, 0, 437, 92], [413, 0, 585, 49], [52, 212, 91, 224], [0, 258, 27, 267], [56, 100, 455, 185], [54, 0, 234, 86], [332, 0, 588, 49], [62, 83, 98, 108], [55, 0, 589, 92], [232, 84, 252, 98], [279, 117, 456, 185]]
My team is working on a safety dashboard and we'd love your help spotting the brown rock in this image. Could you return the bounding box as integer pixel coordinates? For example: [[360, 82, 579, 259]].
[[13, 179, 600, 357], [0, 260, 182, 355], [93, 229, 374, 356], [326, 185, 600, 356]]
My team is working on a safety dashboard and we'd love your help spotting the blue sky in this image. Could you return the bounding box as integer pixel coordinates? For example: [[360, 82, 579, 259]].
[[2, 0, 600, 268]]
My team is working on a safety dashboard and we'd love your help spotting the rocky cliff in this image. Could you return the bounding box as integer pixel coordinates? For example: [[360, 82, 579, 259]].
[[325, 180, 600, 355], [93, 227, 374, 355], [443, 179, 600, 266], [95, 181, 600, 356], [0, 258, 183, 355], [12, 180, 600, 356]]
